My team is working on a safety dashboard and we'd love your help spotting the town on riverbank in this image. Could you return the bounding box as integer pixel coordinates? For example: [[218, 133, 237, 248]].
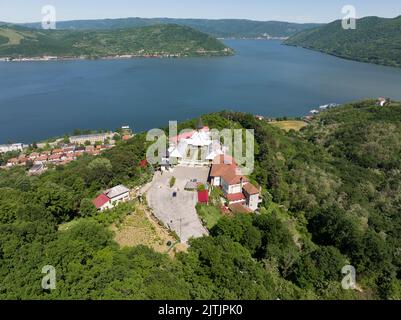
[[0, 49, 234, 62], [0, 127, 134, 174]]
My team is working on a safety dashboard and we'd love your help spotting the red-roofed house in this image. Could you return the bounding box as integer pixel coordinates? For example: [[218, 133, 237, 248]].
[[209, 155, 261, 212], [36, 155, 49, 162], [226, 192, 246, 202], [7, 158, 19, 167], [92, 194, 110, 211], [29, 152, 40, 160], [92, 185, 131, 211], [48, 154, 62, 162], [229, 203, 252, 214], [52, 149, 63, 155], [18, 157, 29, 165], [63, 147, 75, 154]]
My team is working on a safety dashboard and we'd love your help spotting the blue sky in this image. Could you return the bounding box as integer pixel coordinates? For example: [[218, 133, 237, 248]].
[[1, 0, 400, 23]]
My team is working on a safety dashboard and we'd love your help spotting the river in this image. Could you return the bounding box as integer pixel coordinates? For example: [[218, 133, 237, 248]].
[[1, 39, 401, 143]]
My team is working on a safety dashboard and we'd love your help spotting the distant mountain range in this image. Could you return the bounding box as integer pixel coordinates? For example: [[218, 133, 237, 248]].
[[3, 15, 400, 67], [0, 24, 233, 59], [18, 18, 322, 38], [285, 16, 401, 68]]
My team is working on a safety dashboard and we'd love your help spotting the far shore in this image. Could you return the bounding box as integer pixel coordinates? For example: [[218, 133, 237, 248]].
[[0, 50, 234, 63]]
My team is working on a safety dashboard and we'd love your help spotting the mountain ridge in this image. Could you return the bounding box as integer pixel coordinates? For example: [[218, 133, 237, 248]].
[[284, 16, 401, 68], [17, 17, 323, 38], [0, 23, 233, 59]]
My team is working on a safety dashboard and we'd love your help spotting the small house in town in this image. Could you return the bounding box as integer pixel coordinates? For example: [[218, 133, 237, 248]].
[[92, 185, 131, 211]]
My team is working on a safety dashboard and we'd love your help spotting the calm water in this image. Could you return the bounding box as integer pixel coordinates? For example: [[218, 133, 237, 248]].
[[1, 39, 401, 143]]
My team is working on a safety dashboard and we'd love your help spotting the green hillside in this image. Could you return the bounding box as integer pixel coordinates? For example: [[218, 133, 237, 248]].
[[21, 18, 322, 38], [284, 16, 401, 68], [1, 100, 400, 299], [0, 24, 233, 59]]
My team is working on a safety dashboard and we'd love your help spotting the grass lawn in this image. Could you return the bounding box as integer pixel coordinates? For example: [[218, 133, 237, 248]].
[[59, 201, 187, 257], [58, 219, 82, 232], [0, 29, 24, 45], [196, 204, 222, 230], [112, 204, 187, 257], [270, 120, 308, 132]]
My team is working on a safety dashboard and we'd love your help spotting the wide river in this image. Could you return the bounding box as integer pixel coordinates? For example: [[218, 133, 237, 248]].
[[1, 39, 401, 143]]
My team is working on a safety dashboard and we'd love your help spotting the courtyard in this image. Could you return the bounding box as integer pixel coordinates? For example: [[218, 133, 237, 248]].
[[146, 166, 210, 243]]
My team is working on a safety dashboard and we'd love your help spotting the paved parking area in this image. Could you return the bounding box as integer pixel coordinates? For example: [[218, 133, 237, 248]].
[[146, 166, 209, 243]]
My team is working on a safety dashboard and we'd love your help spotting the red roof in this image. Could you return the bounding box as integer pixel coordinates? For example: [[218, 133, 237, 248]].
[[49, 154, 62, 160], [37, 155, 48, 161], [212, 154, 236, 166], [243, 183, 260, 195], [169, 130, 195, 143], [220, 205, 232, 215], [229, 203, 252, 214], [198, 190, 209, 204], [226, 192, 246, 202], [169, 127, 210, 143], [92, 194, 110, 209], [210, 155, 248, 185]]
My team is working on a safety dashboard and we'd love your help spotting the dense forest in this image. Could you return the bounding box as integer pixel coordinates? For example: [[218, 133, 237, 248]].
[[0, 24, 232, 59], [0, 100, 400, 299], [284, 16, 401, 68], [19, 18, 322, 38]]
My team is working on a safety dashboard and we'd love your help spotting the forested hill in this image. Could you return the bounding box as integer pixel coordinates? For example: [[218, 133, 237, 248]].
[[21, 18, 322, 38], [0, 100, 400, 299], [0, 24, 233, 59], [284, 16, 401, 68]]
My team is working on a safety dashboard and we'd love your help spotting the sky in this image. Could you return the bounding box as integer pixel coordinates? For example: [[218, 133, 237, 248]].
[[1, 0, 400, 23]]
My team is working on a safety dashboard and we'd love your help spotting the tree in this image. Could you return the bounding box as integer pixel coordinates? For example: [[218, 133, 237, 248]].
[[289, 246, 347, 290], [308, 206, 363, 257], [212, 214, 262, 255], [179, 236, 271, 299], [63, 136, 70, 144], [35, 182, 77, 223], [87, 158, 113, 186], [79, 198, 97, 217]]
